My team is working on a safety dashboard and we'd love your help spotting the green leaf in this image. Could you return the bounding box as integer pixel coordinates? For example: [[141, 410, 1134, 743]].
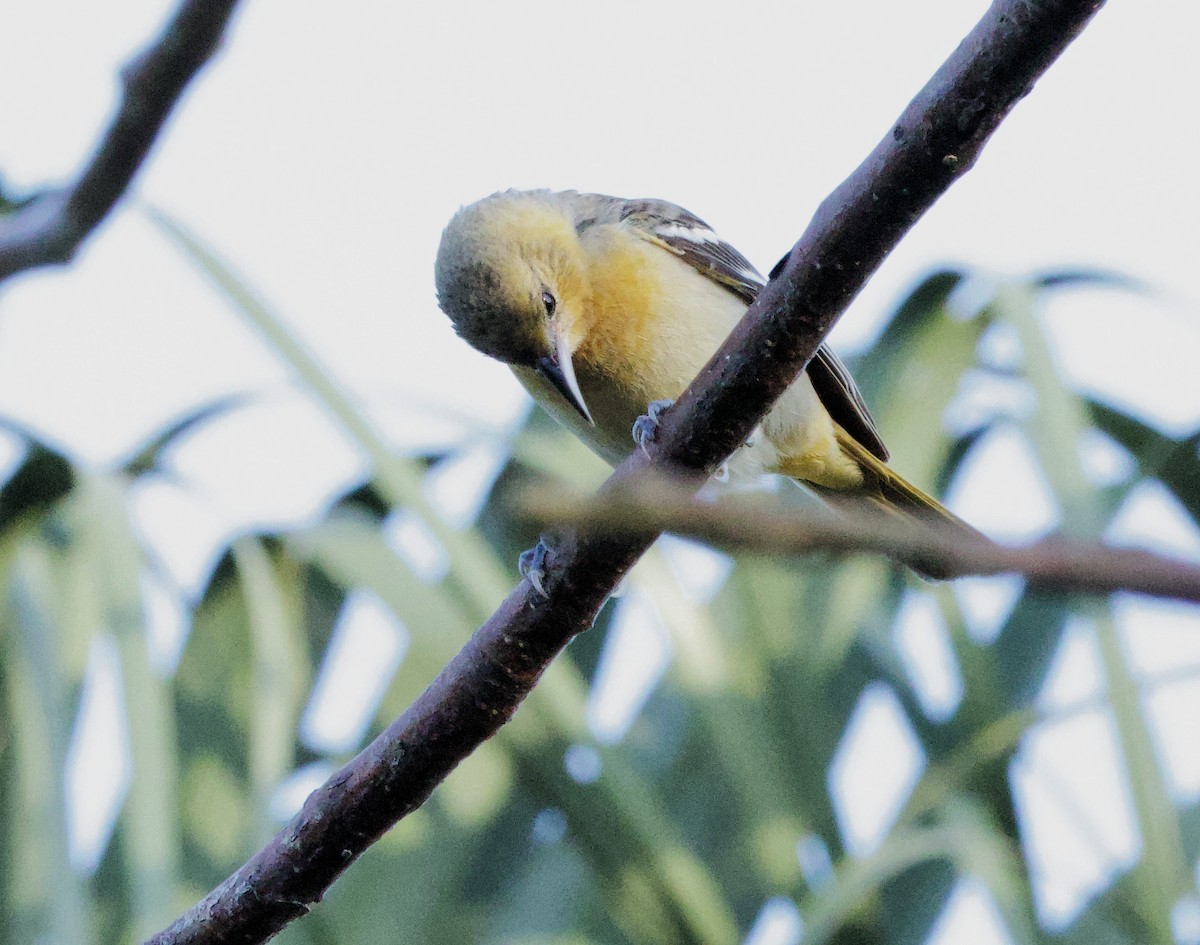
[[1088, 400, 1200, 526], [122, 395, 253, 479], [145, 204, 513, 616], [0, 440, 74, 534], [75, 472, 182, 938], [997, 277, 1191, 943], [232, 538, 311, 845], [173, 552, 259, 889], [2, 540, 94, 945], [1030, 267, 1155, 296]]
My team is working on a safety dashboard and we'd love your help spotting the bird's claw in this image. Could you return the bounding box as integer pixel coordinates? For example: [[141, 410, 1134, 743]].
[[632, 399, 675, 456], [518, 535, 558, 598]]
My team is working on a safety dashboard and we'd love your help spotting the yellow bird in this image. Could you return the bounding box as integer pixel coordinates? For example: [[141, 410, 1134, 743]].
[[434, 189, 977, 572]]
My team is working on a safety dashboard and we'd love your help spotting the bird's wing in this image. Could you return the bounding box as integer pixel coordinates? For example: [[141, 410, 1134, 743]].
[[592, 195, 890, 461], [611, 197, 765, 305], [807, 347, 889, 460]]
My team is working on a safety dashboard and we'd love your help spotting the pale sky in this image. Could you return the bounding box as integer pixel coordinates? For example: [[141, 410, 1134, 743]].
[[1, 1, 1196, 482], [3, 2, 1199, 940]]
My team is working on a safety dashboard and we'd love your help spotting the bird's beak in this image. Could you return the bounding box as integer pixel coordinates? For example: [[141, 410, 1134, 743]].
[[535, 327, 594, 425]]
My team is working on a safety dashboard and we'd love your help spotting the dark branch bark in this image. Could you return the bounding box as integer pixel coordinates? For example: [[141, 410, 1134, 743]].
[[146, 2, 1108, 943], [0, 0, 245, 282], [522, 479, 1200, 605]]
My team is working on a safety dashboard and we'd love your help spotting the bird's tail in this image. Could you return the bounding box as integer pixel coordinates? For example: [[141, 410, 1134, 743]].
[[799, 428, 984, 580]]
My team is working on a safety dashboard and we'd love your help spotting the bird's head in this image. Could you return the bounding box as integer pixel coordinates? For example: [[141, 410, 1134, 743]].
[[435, 191, 594, 423]]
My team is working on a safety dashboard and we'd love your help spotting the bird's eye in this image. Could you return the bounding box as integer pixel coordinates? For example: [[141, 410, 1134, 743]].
[[541, 290, 556, 316]]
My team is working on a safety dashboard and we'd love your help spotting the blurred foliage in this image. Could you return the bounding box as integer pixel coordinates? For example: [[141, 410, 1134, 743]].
[[0, 244, 1198, 945]]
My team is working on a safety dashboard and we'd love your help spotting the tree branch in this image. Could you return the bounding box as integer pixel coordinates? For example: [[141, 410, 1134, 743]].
[[146, 2, 1108, 942], [519, 479, 1200, 605], [0, 0, 245, 282]]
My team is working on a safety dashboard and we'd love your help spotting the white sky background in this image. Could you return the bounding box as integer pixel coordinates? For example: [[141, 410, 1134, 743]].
[[3, 0, 1200, 940], [1, 0, 1197, 497]]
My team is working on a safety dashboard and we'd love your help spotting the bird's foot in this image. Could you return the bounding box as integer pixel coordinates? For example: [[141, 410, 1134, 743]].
[[518, 534, 560, 598], [632, 399, 675, 456]]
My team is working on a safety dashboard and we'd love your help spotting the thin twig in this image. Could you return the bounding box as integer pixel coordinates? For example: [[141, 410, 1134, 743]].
[[145, 2, 1108, 943], [0, 0, 245, 282], [518, 478, 1200, 605]]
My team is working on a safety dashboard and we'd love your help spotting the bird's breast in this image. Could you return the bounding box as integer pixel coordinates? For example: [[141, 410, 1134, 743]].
[[521, 228, 859, 487], [576, 229, 743, 400]]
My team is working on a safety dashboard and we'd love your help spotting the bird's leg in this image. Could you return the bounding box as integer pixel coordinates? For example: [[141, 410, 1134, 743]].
[[520, 532, 629, 610], [518, 532, 562, 599], [632, 399, 675, 456], [634, 398, 733, 481]]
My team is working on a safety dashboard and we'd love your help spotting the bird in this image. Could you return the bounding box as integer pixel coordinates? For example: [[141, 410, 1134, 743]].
[[434, 189, 979, 577]]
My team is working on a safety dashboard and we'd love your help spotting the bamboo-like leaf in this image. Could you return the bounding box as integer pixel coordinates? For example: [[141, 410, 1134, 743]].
[[173, 552, 258, 889], [3, 246, 1178, 945], [145, 205, 512, 616], [1088, 401, 1200, 526], [852, 268, 986, 489], [123, 395, 253, 479], [798, 818, 975, 945], [1000, 282, 1102, 535], [1031, 268, 1155, 296], [232, 538, 310, 846], [0, 438, 74, 533], [2, 541, 94, 945], [70, 472, 182, 937], [1092, 605, 1188, 943], [1000, 279, 1189, 943], [291, 490, 742, 945]]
